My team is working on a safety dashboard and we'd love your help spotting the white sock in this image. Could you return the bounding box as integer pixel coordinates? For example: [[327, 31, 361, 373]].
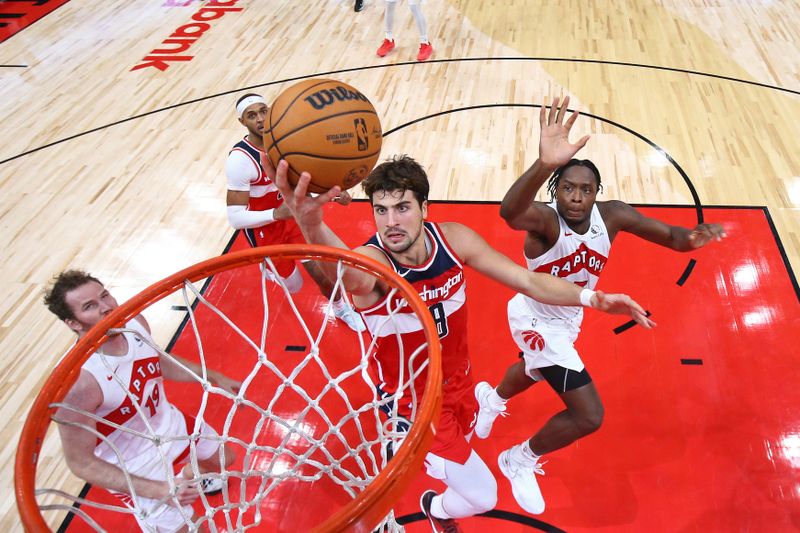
[[488, 387, 508, 409], [409, 4, 427, 42], [384, 2, 395, 40], [520, 440, 541, 463], [281, 267, 304, 294]]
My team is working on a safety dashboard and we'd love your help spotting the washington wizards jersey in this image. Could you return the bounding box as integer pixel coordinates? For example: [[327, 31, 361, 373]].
[[523, 202, 611, 322], [358, 222, 469, 403], [229, 137, 282, 211]]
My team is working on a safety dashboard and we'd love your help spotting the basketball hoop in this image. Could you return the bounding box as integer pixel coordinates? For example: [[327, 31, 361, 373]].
[[16, 244, 442, 532]]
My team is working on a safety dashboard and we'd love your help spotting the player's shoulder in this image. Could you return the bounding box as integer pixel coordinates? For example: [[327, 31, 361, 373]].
[[354, 244, 391, 266], [597, 199, 636, 218]]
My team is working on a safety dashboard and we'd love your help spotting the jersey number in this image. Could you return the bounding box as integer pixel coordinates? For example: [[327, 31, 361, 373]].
[[428, 302, 449, 338], [144, 385, 161, 417]]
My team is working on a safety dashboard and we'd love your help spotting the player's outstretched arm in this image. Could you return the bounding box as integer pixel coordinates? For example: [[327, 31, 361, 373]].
[[609, 200, 727, 251], [442, 222, 655, 328], [272, 159, 379, 296], [56, 372, 200, 507], [500, 95, 590, 231]]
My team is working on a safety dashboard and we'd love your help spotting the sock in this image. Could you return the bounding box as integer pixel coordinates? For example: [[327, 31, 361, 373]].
[[520, 440, 541, 463], [281, 267, 303, 294], [384, 2, 395, 40], [409, 4, 428, 43], [488, 387, 508, 409], [430, 493, 452, 519]]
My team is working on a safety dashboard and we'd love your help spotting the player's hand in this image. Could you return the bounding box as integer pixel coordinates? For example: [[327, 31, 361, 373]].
[[274, 160, 341, 228], [688, 223, 726, 249], [591, 291, 656, 329], [209, 371, 242, 395], [331, 190, 353, 206], [539, 95, 590, 169], [168, 480, 201, 507], [259, 152, 277, 182]]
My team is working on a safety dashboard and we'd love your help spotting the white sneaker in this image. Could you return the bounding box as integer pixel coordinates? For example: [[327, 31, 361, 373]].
[[331, 299, 367, 332], [474, 381, 506, 439], [498, 447, 546, 514], [200, 476, 224, 495]]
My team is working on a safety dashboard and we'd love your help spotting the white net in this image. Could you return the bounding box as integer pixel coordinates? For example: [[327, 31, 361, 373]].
[[28, 249, 438, 532]]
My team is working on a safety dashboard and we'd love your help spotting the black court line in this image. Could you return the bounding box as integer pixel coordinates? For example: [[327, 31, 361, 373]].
[[285, 345, 306, 352], [762, 206, 800, 302], [677, 259, 697, 286], [2, 56, 798, 166], [681, 358, 704, 365], [54, 481, 91, 533], [614, 311, 652, 335], [398, 509, 567, 532], [0, 64, 27, 68]]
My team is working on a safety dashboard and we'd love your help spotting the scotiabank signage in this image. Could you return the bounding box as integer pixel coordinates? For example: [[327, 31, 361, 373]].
[[131, 0, 244, 72]]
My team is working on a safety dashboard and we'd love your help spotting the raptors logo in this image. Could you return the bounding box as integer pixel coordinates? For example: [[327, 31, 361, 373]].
[[521, 330, 545, 351]]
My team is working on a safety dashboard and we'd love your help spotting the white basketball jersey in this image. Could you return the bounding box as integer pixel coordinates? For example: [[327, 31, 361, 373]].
[[80, 319, 179, 471], [521, 202, 611, 325]]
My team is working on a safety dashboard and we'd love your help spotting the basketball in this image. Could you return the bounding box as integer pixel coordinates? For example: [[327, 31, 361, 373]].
[[264, 79, 383, 193]]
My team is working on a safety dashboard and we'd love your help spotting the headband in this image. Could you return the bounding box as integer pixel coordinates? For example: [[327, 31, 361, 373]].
[[236, 95, 266, 118]]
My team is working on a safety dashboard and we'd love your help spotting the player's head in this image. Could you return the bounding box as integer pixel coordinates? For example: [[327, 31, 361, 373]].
[[547, 159, 603, 223], [362, 155, 430, 254], [236, 93, 269, 137], [44, 270, 119, 335]]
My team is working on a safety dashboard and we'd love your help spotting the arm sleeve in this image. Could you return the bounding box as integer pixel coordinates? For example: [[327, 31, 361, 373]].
[[225, 149, 276, 229], [227, 205, 276, 229]]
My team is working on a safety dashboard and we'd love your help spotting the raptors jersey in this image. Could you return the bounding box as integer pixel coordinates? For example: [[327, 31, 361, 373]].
[[359, 222, 470, 404], [523, 202, 611, 325], [228, 136, 282, 212], [80, 319, 181, 472]]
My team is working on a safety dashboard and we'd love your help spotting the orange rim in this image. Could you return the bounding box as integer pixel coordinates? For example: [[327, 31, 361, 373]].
[[15, 244, 442, 533]]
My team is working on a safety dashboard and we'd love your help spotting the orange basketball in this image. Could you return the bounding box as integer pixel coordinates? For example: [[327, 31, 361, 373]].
[[264, 79, 383, 193]]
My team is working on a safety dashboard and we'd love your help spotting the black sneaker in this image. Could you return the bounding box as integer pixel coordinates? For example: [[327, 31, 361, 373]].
[[419, 490, 462, 533], [354, 0, 365, 11]]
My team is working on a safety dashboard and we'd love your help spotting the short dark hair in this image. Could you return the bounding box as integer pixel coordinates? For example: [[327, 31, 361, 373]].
[[44, 270, 102, 321], [546, 159, 603, 200], [361, 155, 430, 205], [235, 92, 263, 108]]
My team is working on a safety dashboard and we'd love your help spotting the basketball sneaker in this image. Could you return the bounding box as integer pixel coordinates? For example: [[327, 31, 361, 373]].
[[332, 298, 367, 332], [354, 0, 364, 11], [498, 446, 546, 514], [417, 42, 433, 61], [376, 38, 395, 57], [200, 476, 225, 496], [474, 381, 507, 439], [419, 490, 463, 533]]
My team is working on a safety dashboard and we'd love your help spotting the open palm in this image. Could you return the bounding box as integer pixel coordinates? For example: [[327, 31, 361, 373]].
[[539, 95, 590, 168]]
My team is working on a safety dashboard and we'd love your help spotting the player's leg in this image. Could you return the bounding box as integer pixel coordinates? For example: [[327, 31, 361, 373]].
[[408, 0, 433, 60], [420, 450, 497, 531], [302, 260, 366, 332], [377, 0, 397, 56], [498, 366, 599, 515]]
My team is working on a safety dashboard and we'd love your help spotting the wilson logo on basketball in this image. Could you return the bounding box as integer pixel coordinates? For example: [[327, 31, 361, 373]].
[[521, 330, 545, 351], [304, 86, 370, 110]]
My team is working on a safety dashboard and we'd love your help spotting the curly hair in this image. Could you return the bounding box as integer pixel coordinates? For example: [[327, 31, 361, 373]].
[[546, 159, 603, 200], [44, 270, 102, 321], [361, 155, 430, 205]]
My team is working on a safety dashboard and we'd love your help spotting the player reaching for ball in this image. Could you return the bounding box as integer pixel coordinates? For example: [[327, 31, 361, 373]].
[[225, 93, 366, 332], [268, 152, 655, 532], [473, 96, 727, 516]]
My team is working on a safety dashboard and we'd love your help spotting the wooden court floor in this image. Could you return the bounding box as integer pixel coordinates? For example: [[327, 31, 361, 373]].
[[1, 0, 799, 530]]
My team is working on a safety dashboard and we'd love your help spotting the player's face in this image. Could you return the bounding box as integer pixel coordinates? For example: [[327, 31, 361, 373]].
[[371, 189, 428, 255], [63, 281, 119, 335], [554, 166, 599, 224], [239, 103, 269, 138]]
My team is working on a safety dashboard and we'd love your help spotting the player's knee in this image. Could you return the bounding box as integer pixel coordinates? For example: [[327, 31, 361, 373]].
[[467, 474, 497, 513], [575, 407, 604, 435]]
